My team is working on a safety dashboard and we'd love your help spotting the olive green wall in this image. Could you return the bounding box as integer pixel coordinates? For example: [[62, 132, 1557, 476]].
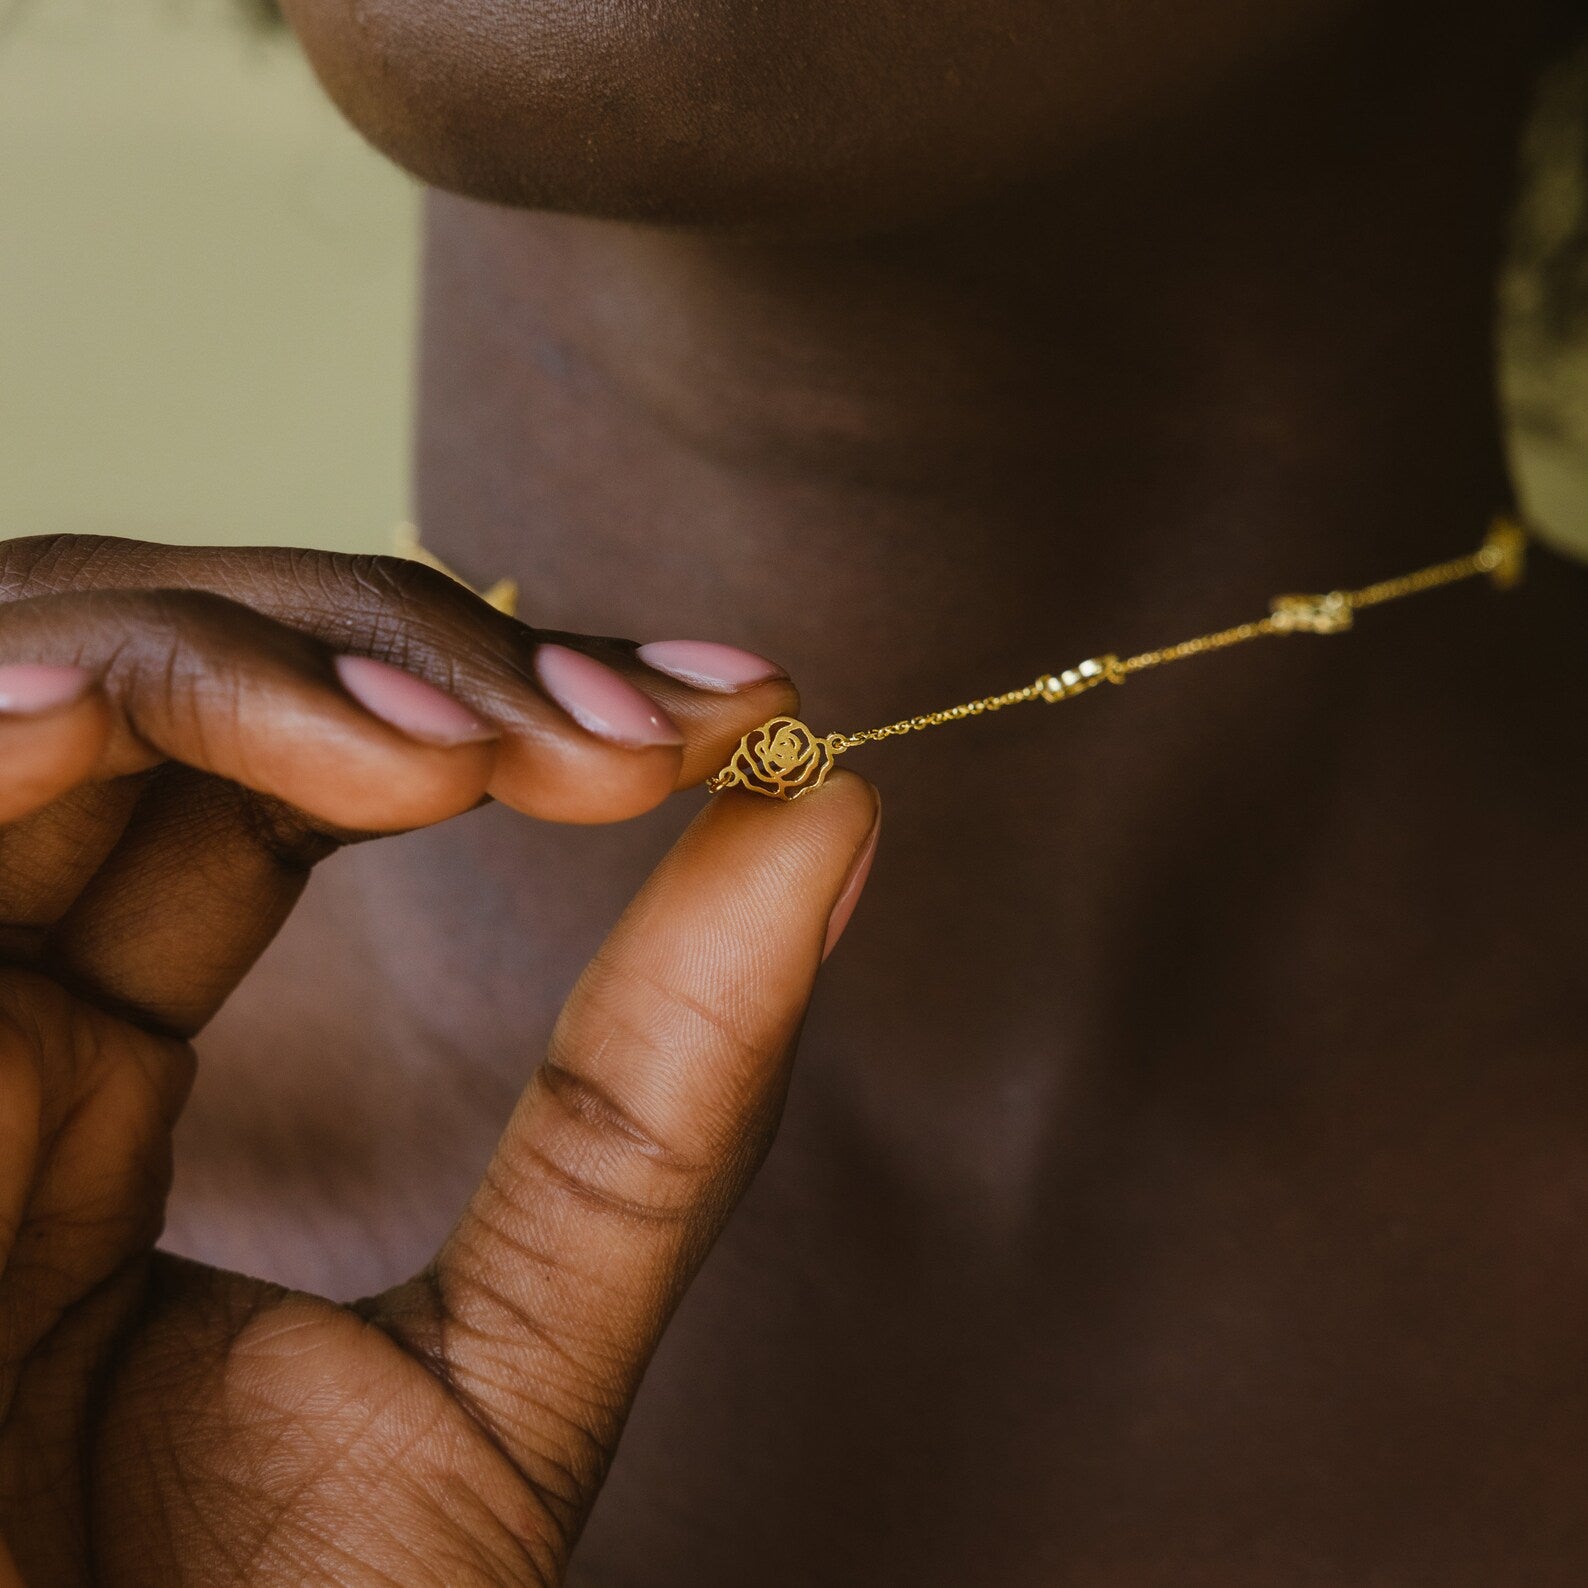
[[0, 0, 415, 555]]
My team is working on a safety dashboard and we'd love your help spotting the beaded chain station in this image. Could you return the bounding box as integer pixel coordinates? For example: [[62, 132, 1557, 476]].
[[707, 516, 1530, 802]]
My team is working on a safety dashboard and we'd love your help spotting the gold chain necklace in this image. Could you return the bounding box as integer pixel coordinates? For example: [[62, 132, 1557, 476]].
[[706, 517, 1530, 801], [395, 517, 1530, 805]]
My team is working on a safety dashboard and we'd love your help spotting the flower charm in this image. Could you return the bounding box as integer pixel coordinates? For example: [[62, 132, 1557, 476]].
[[707, 716, 839, 801]]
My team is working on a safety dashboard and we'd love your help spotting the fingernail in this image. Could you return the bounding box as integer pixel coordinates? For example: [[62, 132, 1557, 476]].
[[636, 640, 788, 694], [334, 655, 497, 747], [0, 664, 94, 716], [535, 643, 684, 749], [822, 802, 882, 962]]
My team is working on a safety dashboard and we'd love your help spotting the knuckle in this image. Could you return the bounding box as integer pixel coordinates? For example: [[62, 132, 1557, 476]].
[[87, 589, 277, 686], [0, 534, 138, 603], [274, 550, 504, 675], [335, 553, 535, 691], [540, 960, 793, 1193], [319, 551, 463, 620], [517, 1058, 717, 1231], [248, 547, 419, 622], [350, 551, 451, 602], [341, 555, 456, 653]]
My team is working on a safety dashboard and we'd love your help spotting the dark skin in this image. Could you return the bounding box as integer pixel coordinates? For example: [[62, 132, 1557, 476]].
[[5, 0, 1588, 1583], [0, 536, 878, 1586]]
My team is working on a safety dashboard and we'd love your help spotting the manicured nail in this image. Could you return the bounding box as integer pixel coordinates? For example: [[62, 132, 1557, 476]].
[[0, 664, 94, 716], [535, 643, 684, 749], [822, 803, 882, 962], [334, 655, 497, 747], [636, 640, 788, 694]]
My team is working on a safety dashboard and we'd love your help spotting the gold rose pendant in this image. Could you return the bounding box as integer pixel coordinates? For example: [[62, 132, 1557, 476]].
[[707, 716, 841, 801]]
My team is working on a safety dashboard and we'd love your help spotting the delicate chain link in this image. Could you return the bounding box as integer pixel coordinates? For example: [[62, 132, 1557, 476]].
[[1348, 544, 1500, 609], [825, 517, 1526, 751], [1120, 617, 1281, 675], [833, 682, 1044, 748]]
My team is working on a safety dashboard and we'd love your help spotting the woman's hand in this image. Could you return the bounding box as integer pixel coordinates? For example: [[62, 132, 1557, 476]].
[[0, 534, 881, 1585]]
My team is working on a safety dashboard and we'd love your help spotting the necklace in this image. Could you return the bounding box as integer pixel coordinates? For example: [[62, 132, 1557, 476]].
[[395, 517, 1530, 805], [706, 517, 1529, 802]]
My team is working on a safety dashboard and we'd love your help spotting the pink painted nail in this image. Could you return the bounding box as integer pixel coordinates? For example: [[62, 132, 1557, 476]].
[[535, 644, 684, 749], [822, 804, 882, 962], [636, 640, 788, 694], [0, 664, 94, 716], [334, 655, 496, 747]]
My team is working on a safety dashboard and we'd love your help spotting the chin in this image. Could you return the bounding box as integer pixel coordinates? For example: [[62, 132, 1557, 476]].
[[281, 0, 1039, 232], [279, 0, 1368, 232]]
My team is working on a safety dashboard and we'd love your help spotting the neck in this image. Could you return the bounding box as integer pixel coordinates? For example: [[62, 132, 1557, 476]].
[[415, 15, 1541, 730], [401, 17, 1582, 1172]]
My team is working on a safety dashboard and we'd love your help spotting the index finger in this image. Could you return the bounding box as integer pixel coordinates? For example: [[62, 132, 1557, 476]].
[[0, 536, 799, 825]]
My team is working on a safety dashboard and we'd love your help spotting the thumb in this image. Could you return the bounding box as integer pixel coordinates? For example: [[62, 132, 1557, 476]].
[[372, 771, 880, 1547]]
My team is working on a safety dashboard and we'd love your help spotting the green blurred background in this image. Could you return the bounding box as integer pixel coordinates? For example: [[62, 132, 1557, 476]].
[[4, 0, 1588, 561], [1, 0, 414, 555]]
